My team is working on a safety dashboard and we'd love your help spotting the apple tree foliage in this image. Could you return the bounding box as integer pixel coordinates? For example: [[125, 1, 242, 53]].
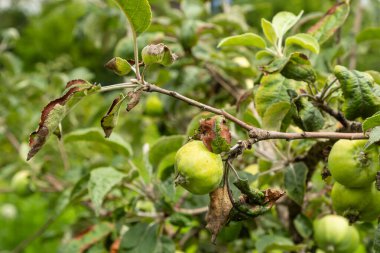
[[1, 0, 380, 252]]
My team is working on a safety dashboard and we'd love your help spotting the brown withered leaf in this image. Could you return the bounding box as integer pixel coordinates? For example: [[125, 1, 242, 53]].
[[101, 94, 127, 138], [263, 188, 286, 207], [200, 116, 231, 154], [126, 90, 142, 112], [27, 79, 100, 160], [205, 184, 233, 243]]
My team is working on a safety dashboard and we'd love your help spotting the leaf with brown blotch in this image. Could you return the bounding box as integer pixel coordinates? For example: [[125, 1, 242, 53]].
[[205, 184, 233, 244], [126, 90, 142, 112], [101, 94, 128, 138], [27, 79, 100, 160], [200, 116, 231, 154], [307, 1, 350, 44]]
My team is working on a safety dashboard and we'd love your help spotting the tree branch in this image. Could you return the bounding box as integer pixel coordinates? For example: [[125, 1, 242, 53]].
[[102, 82, 368, 142]]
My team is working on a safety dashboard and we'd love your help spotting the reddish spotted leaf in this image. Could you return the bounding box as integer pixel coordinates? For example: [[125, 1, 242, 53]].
[[27, 80, 100, 160]]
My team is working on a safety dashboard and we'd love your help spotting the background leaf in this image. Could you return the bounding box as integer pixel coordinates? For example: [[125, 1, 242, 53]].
[[284, 162, 307, 206], [88, 167, 127, 215], [64, 128, 133, 156], [356, 27, 380, 43], [218, 33, 266, 49]]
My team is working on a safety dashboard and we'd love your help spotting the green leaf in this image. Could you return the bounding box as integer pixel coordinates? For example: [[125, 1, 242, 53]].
[[363, 112, 380, 132], [64, 128, 133, 156], [113, 0, 152, 35], [27, 80, 100, 160], [356, 27, 380, 43], [374, 223, 380, 252], [262, 102, 291, 131], [254, 74, 292, 117], [88, 167, 127, 216], [155, 236, 176, 253], [364, 126, 380, 149], [293, 97, 325, 131], [141, 43, 177, 66], [255, 235, 301, 253], [119, 223, 158, 252], [259, 57, 290, 74], [308, 1, 350, 44], [104, 57, 132, 76], [217, 33, 266, 49], [284, 162, 308, 206], [334, 65, 380, 120], [285, 33, 320, 54], [272, 11, 303, 39], [101, 94, 128, 138], [148, 135, 186, 168], [280, 53, 316, 83], [261, 18, 277, 45], [294, 214, 313, 239], [367, 70, 380, 84], [59, 222, 113, 253]]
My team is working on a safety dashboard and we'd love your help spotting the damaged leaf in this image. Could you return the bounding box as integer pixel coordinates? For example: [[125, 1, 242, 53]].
[[101, 94, 128, 137], [141, 43, 177, 66], [205, 184, 233, 243], [308, 1, 350, 44], [105, 57, 132, 76], [199, 116, 231, 154], [126, 90, 142, 111], [27, 80, 100, 160]]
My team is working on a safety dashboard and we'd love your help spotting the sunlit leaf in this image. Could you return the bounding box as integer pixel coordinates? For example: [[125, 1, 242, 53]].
[[262, 102, 291, 131], [217, 33, 266, 49], [113, 0, 152, 35], [362, 112, 380, 132], [261, 18, 277, 45], [364, 126, 380, 149], [285, 33, 320, 54], [254, 74, 292, 117], [272, 11, 303, 39]]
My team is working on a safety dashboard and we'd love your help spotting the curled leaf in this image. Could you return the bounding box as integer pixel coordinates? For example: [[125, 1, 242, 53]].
[[280, 53, 316, 83], [199, 116, 231, 154], [141, 43, 177, 66], [101, 94, 128, 137], [126, 90, 142, 111], [205, 184, 233, 243], [28, 80, 100, 160], [334, 65, 380, 120], [308, 1, 350, 44], [105, 57, 132, 76]]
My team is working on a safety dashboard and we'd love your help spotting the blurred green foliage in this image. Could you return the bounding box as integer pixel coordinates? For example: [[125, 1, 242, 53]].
[[1, 0, 380, 252]]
